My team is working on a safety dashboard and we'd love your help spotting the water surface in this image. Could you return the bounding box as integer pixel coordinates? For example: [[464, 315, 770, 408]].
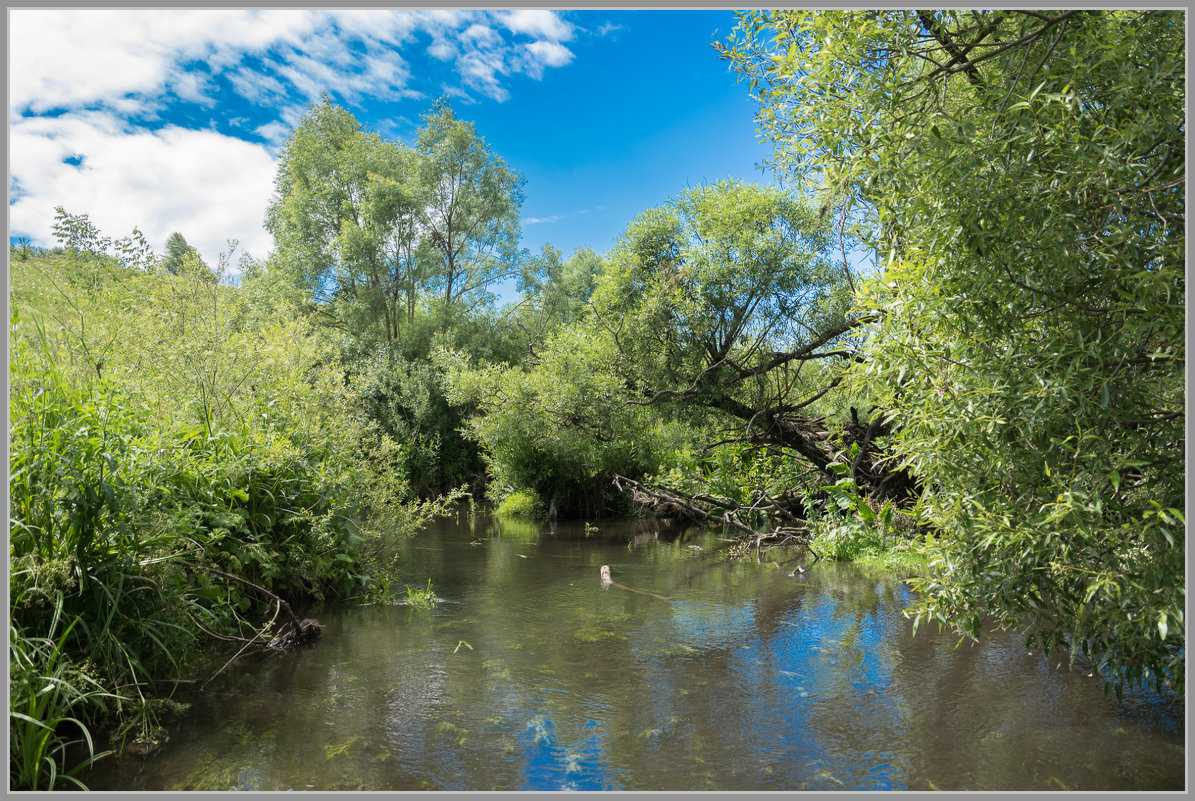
[[86, 515, 1184, 791]]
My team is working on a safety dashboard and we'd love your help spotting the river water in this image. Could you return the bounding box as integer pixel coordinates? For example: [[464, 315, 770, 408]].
[[86, 514, 1184, 791]]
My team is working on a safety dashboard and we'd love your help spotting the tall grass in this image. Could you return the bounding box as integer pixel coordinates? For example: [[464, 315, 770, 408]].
[[8, 249, 446, 787], [9, 599, 119, 790]]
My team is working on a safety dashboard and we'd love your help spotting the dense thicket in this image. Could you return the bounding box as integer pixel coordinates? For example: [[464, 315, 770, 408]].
[[721, 9, 1184, 695], [8, 233, 455, 788]]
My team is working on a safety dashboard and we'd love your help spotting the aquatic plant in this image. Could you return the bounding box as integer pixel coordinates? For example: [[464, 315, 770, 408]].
[[404, 578, 437, 609]]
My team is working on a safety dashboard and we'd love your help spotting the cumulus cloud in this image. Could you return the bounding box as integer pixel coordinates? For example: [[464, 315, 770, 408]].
[[9, 9, 574, 117], [525, 41, 575, 75], [10, 114, 278, 265], [500, 10, 574, 42], [8, 9, 579, 272]]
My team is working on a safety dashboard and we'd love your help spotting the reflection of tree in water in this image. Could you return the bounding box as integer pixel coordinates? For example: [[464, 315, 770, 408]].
[[81, 521, 1184, 791]]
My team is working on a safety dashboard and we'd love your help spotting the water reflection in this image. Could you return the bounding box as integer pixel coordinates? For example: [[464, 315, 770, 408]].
[[84, 514, 1184, 791]]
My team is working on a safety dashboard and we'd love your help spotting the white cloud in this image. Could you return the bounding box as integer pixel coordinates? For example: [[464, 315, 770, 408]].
[[500, 10, 574, 42], [8, 9, 580, 270], [10, 114, 278, 267], [10, 9, 576, 115], [9, 10, 323, 115], [525, 41, 575, 74]]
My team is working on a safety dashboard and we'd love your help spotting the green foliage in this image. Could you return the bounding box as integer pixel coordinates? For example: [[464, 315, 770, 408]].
[[442, 179, 867, 521], [726, 9, 1184, 695], [403, 578, 437, 609], [588, 178, 842, 401], [809, 469, 900, 562], [161, 232, 213, 281], [494, 488, 545, 520], [51, 207, 160, 273], [266, 96, 524, 345], [339, 344, 485, 494], [511, 245, 606, 355], [9, 242, 457, 784], [417, 96, 525, 310], [440, 323, 665, 518], [9, 607, 118, 790]]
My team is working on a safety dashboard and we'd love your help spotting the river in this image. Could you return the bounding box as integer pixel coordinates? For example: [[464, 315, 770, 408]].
[[85, 514, 1184, 791]]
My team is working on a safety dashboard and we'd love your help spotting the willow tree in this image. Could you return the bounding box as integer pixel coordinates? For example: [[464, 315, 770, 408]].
[[416, 98, 525, 316], [265, 97, 522, 345], [445, 180, 909, 521], [723, 10, 1184, 694], [264, 99, 404, 340]]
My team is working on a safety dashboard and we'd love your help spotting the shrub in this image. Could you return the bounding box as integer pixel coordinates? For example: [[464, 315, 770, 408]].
[[494, 488, 544, 520]]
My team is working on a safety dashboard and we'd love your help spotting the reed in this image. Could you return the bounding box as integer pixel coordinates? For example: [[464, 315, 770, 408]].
[[9, 597, 120, 790]]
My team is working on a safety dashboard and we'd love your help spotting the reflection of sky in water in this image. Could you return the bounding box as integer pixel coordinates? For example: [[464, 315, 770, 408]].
[[664, 600, 758, 647], [80, 521, 1185, 792], [622, 585, 915, 790], [517, 714, 622, 790], [731, 592, 911, 790]]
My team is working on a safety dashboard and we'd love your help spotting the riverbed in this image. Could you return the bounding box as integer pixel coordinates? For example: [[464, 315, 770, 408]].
[[85, 514, 1185, 791]]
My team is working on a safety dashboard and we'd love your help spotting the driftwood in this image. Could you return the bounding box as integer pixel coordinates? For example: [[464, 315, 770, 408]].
[[611, 474, 819, 560], [599, 565, 671, 602]]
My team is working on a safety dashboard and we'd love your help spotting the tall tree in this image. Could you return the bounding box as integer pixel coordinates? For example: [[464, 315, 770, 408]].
[[416, 98, 525, 315], [265, 98, 427, 344], [591, 180, 899, 497], [163, 232, 193, 275], [723, 10, 1184, 694]]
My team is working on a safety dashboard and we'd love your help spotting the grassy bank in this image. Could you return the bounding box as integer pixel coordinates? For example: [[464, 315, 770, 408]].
[[7, 248, 448, 788]]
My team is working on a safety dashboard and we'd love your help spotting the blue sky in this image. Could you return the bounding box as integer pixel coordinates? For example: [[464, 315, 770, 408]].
[[9, 10, 785, 294]]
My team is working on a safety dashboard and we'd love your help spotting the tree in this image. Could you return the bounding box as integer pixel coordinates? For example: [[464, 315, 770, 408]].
[[416, 98, 525, 316], [723, 10, 1184, 695], [439, 324, 665, 518], [266, 97, 524, 344], [162, 232, 214, 282], [448, 180, 909, 523], [163, 232, 192, 274], [266, 99, 383, 330], [510, 245, 605, 361], [591, 180, 906, 502]]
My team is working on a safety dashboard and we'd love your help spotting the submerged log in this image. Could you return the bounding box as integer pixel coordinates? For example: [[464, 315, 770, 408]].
[[598, 564, 671, 602]]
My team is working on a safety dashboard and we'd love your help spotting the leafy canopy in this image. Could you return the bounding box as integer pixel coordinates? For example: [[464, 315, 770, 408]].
[[724, 9, 1184, 695]]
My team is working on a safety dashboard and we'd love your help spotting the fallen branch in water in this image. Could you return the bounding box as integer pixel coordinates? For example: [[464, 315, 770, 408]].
[[612, 474, 759, 538], [180, 562, 325, 690], [599, 564, 672, 602], [200, 597, 283, 691], [611, 474, 818, 562]]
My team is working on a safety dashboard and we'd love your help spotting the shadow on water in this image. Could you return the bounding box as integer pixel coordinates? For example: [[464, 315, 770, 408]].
[[84, 514, 1184, 791]]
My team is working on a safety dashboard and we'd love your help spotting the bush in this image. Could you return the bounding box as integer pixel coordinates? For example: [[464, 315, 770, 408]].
[[494, 488, 544, 520]]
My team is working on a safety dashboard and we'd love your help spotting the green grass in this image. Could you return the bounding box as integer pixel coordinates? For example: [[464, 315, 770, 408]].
[[9, 601, 120, 790], [851, 543, 931, 578], [404, 578, 437, 609]]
